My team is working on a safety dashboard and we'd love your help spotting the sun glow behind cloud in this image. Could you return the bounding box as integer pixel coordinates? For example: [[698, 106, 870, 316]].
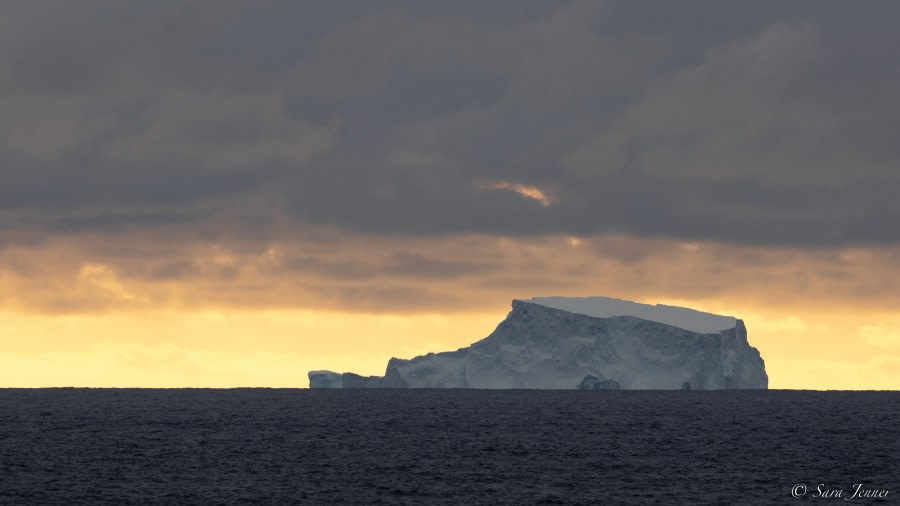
[[476, 180, 554, 207]]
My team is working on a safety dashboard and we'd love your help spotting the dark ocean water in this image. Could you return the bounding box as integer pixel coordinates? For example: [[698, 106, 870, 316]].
[[0, 389, 897, 505]]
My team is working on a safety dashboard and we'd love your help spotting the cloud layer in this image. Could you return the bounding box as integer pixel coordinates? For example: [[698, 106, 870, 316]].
[[2, 1, 899, 246], [4, 226, 900, 316]]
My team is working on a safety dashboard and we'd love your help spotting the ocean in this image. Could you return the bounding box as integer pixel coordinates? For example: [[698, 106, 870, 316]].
[[0, 389, 896, 504]]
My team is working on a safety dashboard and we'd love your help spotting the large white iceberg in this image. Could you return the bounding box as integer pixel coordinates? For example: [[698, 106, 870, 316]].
[[309, 296, 768, 390]]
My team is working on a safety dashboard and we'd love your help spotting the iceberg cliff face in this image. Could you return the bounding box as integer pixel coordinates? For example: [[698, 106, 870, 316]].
[[309, 298, 768, 390]]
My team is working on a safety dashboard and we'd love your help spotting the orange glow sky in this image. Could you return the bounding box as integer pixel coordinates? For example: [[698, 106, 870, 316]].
[[2, 230, 899, 389], [2, 3, 899, 389]]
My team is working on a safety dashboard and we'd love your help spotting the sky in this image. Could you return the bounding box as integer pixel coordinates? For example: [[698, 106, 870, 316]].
[[2, 1, 899, 389]]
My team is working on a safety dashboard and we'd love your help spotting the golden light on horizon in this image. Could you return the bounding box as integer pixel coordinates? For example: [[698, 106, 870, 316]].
[[0, 308, 500, 388], [2, 289, 898, 389], [2, 229, 899, 390]]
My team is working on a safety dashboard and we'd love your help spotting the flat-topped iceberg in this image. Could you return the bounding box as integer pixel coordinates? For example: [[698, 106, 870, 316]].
[[309, 297, 768, 390]]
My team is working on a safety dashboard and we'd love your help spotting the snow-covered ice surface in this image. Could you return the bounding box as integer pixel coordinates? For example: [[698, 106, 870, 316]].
[[527, 296, 736, 334], [310, 297, 768, 390]]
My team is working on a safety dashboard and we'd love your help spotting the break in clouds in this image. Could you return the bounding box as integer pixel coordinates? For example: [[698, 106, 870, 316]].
[[2, 1, 900, 247]]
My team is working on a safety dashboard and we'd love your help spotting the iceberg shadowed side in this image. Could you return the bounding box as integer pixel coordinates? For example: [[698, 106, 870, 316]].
[[309, 298, 768, 390]]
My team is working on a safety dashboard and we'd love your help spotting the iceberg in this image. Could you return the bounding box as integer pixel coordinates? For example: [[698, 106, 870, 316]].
[[309, 296, 768, 390]]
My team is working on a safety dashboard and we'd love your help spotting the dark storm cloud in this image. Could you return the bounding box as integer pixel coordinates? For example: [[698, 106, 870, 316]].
[[2, 1, 900, 246]]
